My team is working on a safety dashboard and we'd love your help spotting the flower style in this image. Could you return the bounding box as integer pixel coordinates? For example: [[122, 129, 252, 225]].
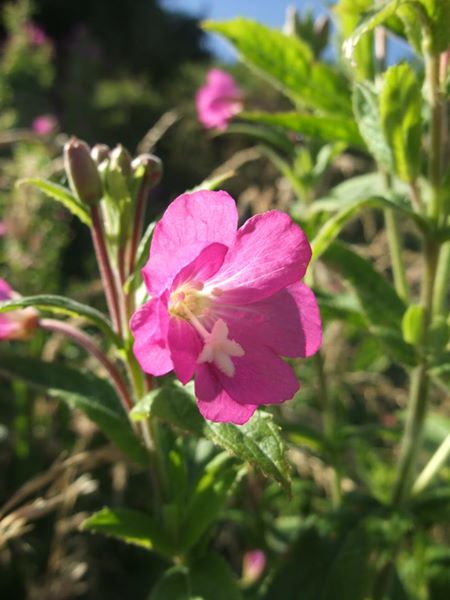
[[0, 279, 38, 341], [32, 114, 57, 136], [196, 69, 243, 131], [131, 190, 322, 424]]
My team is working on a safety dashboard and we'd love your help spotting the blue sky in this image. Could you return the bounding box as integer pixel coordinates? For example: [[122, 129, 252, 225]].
[[162, 0, 328, 61], [161, 0, 411, 64]]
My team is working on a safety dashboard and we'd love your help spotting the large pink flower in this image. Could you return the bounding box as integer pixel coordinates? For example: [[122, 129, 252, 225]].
[[196, 69, 243, 131], [0, 279, 38, 341], [131, 191, 322, 424]]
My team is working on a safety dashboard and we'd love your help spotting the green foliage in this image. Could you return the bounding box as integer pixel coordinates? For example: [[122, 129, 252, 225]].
[[131, 385, 292, 493], [204, 18, 352, 116], [0, 351, 147, 464], [242, 111, 364, 146], [322, 242, 415, 365], [81, 507, 173, 558], [17, 178, 92, 226], [380, 64, 422, 182]]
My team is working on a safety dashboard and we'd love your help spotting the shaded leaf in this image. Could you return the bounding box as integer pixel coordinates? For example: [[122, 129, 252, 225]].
[[17, 178, 92, 226], [81, 507, 173, 558], [0, 351, 147, 464], [322, 242, 415, 365]]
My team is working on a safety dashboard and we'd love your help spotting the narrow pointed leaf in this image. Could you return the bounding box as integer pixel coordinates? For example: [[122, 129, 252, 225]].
[[17, 178, 92, 226]]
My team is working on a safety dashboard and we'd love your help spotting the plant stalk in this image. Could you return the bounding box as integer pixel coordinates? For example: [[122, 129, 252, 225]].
[[412, 432, 450, 496]]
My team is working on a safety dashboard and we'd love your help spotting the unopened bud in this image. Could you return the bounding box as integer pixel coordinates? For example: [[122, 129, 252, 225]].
[[131, 153, 163, 186], [64, 137, 103, 205], [91, 144, 110, 165], [110, 144, 133, 180], [0, 279, 39, 341]]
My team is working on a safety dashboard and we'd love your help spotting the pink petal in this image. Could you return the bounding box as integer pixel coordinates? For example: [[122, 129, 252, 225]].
[[217, 337, 300, 407], [143, 190, 238, 295], [172, 242, 228, 290], [0, 279, 13, 301], [195, 363, 258, 424], [214, 282, 322, 358], [168, 318, 202, 384], [209, 211, 311, 303], [130, 295, 173, 376]]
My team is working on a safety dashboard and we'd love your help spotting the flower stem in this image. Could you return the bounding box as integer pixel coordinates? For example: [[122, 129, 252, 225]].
[[425, 52, 443, 222], [384, 208, 410, 303], [90, 205, 123, 338], [128, 181, 149, 277], [39, 318, 133, 413], [433, 241, 450, 317], [392, 239, 439, 505], [412, 432, 450, 496]]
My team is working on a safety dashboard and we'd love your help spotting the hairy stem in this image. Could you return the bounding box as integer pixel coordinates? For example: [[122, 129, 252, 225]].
[[90, 205, 123, 338], [384, 208, 410, 302]]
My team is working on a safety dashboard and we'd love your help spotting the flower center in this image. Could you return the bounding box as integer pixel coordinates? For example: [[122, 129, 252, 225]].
[[168, 282, 208, 320]]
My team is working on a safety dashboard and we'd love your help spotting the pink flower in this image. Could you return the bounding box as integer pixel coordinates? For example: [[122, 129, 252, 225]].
[[242, 550, 266, 584], [196, 69, 243, 131], [24, 22, 48, 47], [131, 190, 322, 425], [0, 279, 39, 341], [32, 114, 57, 136]]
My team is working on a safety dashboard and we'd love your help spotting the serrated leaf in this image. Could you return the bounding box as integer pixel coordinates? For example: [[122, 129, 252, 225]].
[[17, 178, 92, 226], [132, 386, 291, 493], [0, 294, 118, 344], [0, 351, 147, 464], [204, 18, 352, 116], [322, 242, 415, 365], [81, 507, 173, 558], [353, 82, 393, 170], [380, 63, 422, 183], [242, 111, 364, 146]]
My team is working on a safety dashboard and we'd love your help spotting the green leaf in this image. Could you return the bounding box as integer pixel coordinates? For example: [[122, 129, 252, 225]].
[[150, 555, 242, 600], [417, 0, 450, 52], [311, 195, 424, 262], [17, 178, 92, 226], [402, 304, 425, 345], [150, 567, 191, 600], [188, 170, 236, 193], [0, 294, 118, 344], [322, 242, 415, 365], [132, 386, 292, 493], [353, 82, 393, 170], [221, 123, 294, 155], [180, 457, 242, 552], [343, 0, 403, 61], [0, 351, 147, 464], [204, 18, 352, 116], [81, 507, 173, 558], [242, 111, 364, 146], [380, 63, 422, 182]]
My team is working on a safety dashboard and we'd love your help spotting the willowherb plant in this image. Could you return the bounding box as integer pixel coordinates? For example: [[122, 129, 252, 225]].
[[1, 0, 450, 598]]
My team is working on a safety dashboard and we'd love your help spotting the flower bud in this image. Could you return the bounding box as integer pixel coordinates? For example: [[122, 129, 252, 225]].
[[0, 279, 39, 341], [242, 550, 266, 586], [110, 144, 133, 181], [64, 137, 103, 205], [91, 144, 110, 165], [131, 153, 163, 186]]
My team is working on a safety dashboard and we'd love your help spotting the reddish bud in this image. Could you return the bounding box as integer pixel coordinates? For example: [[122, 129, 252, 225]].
[[64, 137, 103, 205], [131, 153, 163, 186]]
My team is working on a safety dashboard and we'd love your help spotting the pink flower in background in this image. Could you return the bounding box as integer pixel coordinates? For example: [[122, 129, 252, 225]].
[[131, 190, 322, 424], [25, 22, 48, 46], [32, 114, 57, 136], [196, 68, 243, 131], [0, 279, 39, 341], [242, 550, 267, 585]]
